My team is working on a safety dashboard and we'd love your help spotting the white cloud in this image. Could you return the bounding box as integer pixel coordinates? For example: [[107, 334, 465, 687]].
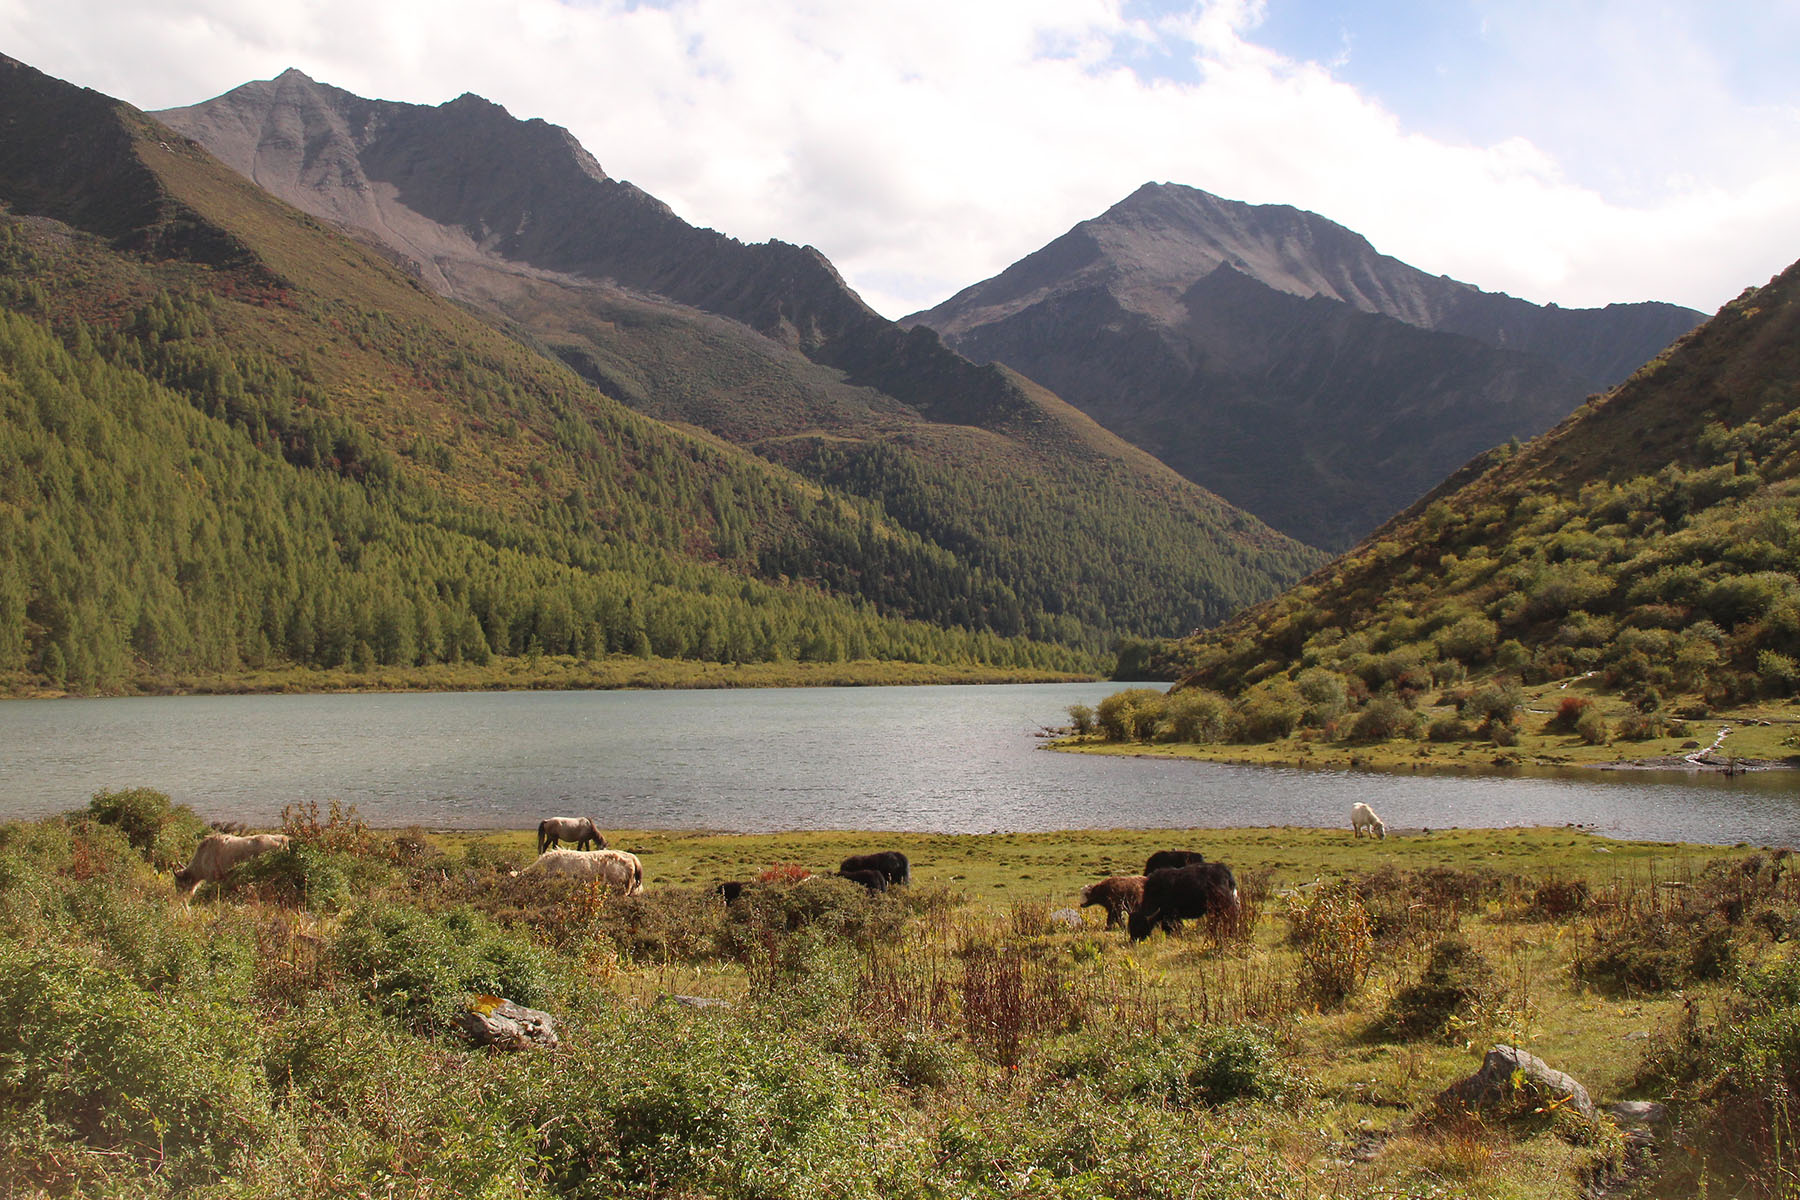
[[1, 0, 1794, 317]]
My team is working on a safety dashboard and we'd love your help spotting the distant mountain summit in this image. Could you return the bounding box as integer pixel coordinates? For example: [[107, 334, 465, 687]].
[[158, 71, 1322, 642], [907, 183, 1705, 549]]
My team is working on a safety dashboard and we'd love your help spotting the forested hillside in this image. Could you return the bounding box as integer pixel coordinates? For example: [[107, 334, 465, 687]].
[[1080, 256, 1800, 756], [154, 68, 1324, 632], [0, 235, 1082, 691], [0, 56, 1330, 695]]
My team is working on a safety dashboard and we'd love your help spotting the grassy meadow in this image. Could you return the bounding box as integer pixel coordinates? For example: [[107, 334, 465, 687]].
[[3, 791, 1798, 1198]]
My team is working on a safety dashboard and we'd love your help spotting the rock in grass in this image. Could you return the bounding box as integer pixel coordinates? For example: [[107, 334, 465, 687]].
[[456, 995, 559, 1050], [1435, 1044, 1594, 1120]]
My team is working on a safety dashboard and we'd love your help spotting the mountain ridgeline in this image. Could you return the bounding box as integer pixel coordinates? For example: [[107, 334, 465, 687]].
[[0, 56, 1320, 693], [1160, 253, 1800, 730], [906, 183, 1705, 550], [150, 70, 1321, 648]]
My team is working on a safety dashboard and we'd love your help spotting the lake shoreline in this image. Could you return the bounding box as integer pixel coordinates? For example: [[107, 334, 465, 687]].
[[0, 656, 1097, 700], [1047, 727, 1800, 777]]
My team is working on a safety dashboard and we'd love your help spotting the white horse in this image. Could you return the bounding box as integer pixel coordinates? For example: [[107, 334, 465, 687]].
[[522, 848, 642, 895], [1351, 802, 1386, 839]]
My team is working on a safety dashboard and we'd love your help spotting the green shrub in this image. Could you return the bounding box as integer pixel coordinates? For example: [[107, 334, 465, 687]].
[[1757, 650, 1800, 696], [1529, 877, 1591, 919], [1546, 695, 1595, 733], [1346, 696, 1421, 743], [931, 1086, 1300, 1199], [0, 940, 271, 1191], [256, 995, 542, 1196], [1636, 954, 1800, 1195], [1052, 1024, 1296, 1107], [464, 836, 529, 874], [529, 1006, 889, 1200], [1575, 706, 1609, 745], [229, 840, 363, 910], [1616, 711, 1670, 741], [83, 786, 209, 871], [1427, 715, 1473, 742], [1294, 668, 1349, 726], [1461, 682, 1522, 726], [1234, 682, 1304, 742], [1065, 703, 1094, 736], [1495, 639, 1531, 670], [1376, 937, 1502, 1041], [1095, 687, 1165, 741], [1158, 688, 1232, 742], [877, 1027, 970, 1090], [1575, 911, 1735, 994], [598, 887, 730, 962], [69, 872, 255, 998], [1436, 614, 1499, 663], [333, 902, 557, 1029]]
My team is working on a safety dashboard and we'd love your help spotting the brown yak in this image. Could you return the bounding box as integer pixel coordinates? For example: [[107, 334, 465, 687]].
[[1079, 874, 1147, 930]]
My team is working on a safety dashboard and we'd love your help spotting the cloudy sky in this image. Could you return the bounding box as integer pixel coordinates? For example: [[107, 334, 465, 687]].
[[5, 0, 1796, 319]]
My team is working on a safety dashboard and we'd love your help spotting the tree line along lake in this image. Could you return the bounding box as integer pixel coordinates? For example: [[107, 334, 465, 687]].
[[4, 683, 1798, 845]]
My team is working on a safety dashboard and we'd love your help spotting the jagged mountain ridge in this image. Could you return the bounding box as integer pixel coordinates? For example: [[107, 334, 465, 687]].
[[159, 71, 1030, 429], [904, 183, 1705, 550], [154, 69, 1324, 640], [912, 182, 1702, 390]]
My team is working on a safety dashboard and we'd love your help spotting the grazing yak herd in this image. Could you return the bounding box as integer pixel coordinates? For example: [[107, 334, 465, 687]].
[[171, 805, 1391, 942], [1078, 851, 1242, 941]]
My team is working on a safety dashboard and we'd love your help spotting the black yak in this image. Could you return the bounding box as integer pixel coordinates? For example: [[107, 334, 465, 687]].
[[839, 850, 909, 886], [1144, 849, 1207, 875], [1128, 862, 1240, 942]]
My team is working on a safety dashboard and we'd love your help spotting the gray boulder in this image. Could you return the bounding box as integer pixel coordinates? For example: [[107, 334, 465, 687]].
[[455, 997, 559, 1051], [1435, 1044, 1594, 1120]]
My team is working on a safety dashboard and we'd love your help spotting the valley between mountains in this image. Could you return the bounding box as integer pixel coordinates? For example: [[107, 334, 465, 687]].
[[0, 54, 1754, 711]]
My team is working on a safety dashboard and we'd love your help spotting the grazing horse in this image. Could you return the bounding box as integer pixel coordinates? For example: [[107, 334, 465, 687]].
[[523, 848, 642, 895], [537, 817, 605, 854], [172, 832, 290, 898], [1351, 803, 1386, 839], [839, 850, 910, 886], [1128, 862, 1241, 942]]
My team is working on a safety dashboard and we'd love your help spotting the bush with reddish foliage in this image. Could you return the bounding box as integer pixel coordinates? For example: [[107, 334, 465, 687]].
[[1546, 696, 1595, 733]]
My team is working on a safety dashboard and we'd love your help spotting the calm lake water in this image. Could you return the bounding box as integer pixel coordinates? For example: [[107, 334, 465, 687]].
[[3, 683, 1798, 845]]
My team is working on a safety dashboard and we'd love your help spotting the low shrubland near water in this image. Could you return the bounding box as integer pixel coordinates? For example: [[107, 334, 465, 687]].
[[2, 788, 1798, 1198]]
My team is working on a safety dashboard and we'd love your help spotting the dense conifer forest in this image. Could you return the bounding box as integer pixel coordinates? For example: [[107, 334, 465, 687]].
[[0, 219, 1098, 691], [0, 51, 1324, 694]]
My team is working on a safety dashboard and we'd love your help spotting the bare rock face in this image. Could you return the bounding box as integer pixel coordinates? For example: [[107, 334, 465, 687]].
[[906, 183, 1704, 550], [455, 997, 558, 1051], [1436, 1044, 1595, 1121]]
